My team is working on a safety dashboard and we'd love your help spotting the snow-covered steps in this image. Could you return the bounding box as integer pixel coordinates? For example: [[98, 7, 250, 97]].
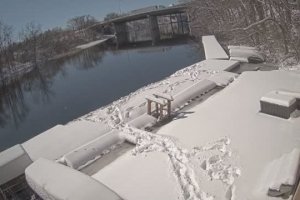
[[260, 149, 300, 197], [202, 35, 229, 60]]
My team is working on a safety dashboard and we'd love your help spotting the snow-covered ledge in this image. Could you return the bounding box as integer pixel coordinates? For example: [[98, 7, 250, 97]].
[[25, 158, 123, 200]]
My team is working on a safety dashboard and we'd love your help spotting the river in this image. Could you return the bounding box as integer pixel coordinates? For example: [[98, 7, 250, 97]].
[[0, 40, 204, 151]]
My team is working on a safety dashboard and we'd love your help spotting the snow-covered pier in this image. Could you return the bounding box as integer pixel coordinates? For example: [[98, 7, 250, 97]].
[[202, 35, 229, 60], [0, 35, 299, 200]]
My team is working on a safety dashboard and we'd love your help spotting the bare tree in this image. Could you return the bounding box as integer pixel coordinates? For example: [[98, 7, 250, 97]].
[[67, 15, 97, 31], [185, 0, 300, 61], [0, 20, 14, 69], [19, 22, 42, 66]]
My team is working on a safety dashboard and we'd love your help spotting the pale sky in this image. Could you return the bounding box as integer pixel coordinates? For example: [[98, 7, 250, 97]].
[[0, 0, 177, 33]]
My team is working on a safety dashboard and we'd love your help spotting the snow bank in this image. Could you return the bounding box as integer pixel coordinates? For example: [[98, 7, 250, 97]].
[[0, 144, 32, 185], [22, 121, 111, 161], [207, 71, 238, 87], [25, 158, 122, 200]]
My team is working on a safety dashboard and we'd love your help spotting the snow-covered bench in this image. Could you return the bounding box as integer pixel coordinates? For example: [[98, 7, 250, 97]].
[[229, 48, 264, 63], [25, 158, 123, 200], [172, 79, 217, 110], [22, 121, 111, 161], [128, 113, 157, 129], [63, 130, 124, 170], [0, 144, 32, 186]]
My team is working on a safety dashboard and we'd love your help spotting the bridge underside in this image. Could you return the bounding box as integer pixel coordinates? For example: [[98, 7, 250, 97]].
[[113, 12, 190, 46]]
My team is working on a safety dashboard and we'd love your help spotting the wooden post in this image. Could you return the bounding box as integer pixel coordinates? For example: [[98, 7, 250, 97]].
[[156, 103, 159, 115], [167, 100, 171, 117], [147, 99, 151, 115], [160, 105, 163, 119]]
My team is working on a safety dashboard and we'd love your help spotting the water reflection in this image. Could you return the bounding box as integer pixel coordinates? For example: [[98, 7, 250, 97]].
[[0, 44, 108, 128], [0, 79, 28, 128]]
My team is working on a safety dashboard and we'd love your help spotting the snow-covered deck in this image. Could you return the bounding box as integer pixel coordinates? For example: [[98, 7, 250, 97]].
[[92, 71, 300, 200], [156, 71, 300, 199]]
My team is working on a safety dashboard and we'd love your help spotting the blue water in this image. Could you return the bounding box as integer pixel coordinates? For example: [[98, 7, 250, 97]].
[[0, 41, 204, 151]]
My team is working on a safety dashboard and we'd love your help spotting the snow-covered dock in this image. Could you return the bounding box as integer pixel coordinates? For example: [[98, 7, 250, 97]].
[[1, 35, 299, 200]]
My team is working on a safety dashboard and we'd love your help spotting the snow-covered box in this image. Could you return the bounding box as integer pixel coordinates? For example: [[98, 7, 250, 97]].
[[260, 90, 298, 119]]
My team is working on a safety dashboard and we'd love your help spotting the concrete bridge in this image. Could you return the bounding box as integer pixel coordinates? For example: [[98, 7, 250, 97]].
[[90, 5, 190, 45]]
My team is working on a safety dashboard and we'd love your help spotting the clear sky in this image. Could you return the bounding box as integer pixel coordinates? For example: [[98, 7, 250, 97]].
[[0, 0, 177, 33]]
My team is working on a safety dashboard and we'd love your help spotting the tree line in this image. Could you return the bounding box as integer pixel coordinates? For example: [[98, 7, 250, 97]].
[[0, 14, 116, 80], [185, 0, 300, 63]]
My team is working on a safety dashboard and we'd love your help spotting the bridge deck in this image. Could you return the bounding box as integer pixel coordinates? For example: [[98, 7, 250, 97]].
[[91, 5, 187, 28]]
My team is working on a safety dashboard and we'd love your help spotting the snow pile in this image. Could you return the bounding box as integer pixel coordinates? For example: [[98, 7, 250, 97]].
[[192, 138, 241, 185]]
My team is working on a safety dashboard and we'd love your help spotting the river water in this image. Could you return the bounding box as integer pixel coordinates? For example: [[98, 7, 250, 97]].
[[0, 40, 204, 151]]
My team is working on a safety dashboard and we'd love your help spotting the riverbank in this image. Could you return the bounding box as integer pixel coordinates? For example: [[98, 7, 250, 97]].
[[0, 36, 114, 84]]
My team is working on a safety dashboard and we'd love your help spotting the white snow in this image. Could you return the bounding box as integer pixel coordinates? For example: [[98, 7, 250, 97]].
[[202, 36, 229, 60], [268, 148, 300, 191], [156, 71, 300, 200]]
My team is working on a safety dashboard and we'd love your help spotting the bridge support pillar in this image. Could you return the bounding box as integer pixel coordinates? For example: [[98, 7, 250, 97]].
[[113, 22, 128, 46], [148, 15, 160, 45]]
